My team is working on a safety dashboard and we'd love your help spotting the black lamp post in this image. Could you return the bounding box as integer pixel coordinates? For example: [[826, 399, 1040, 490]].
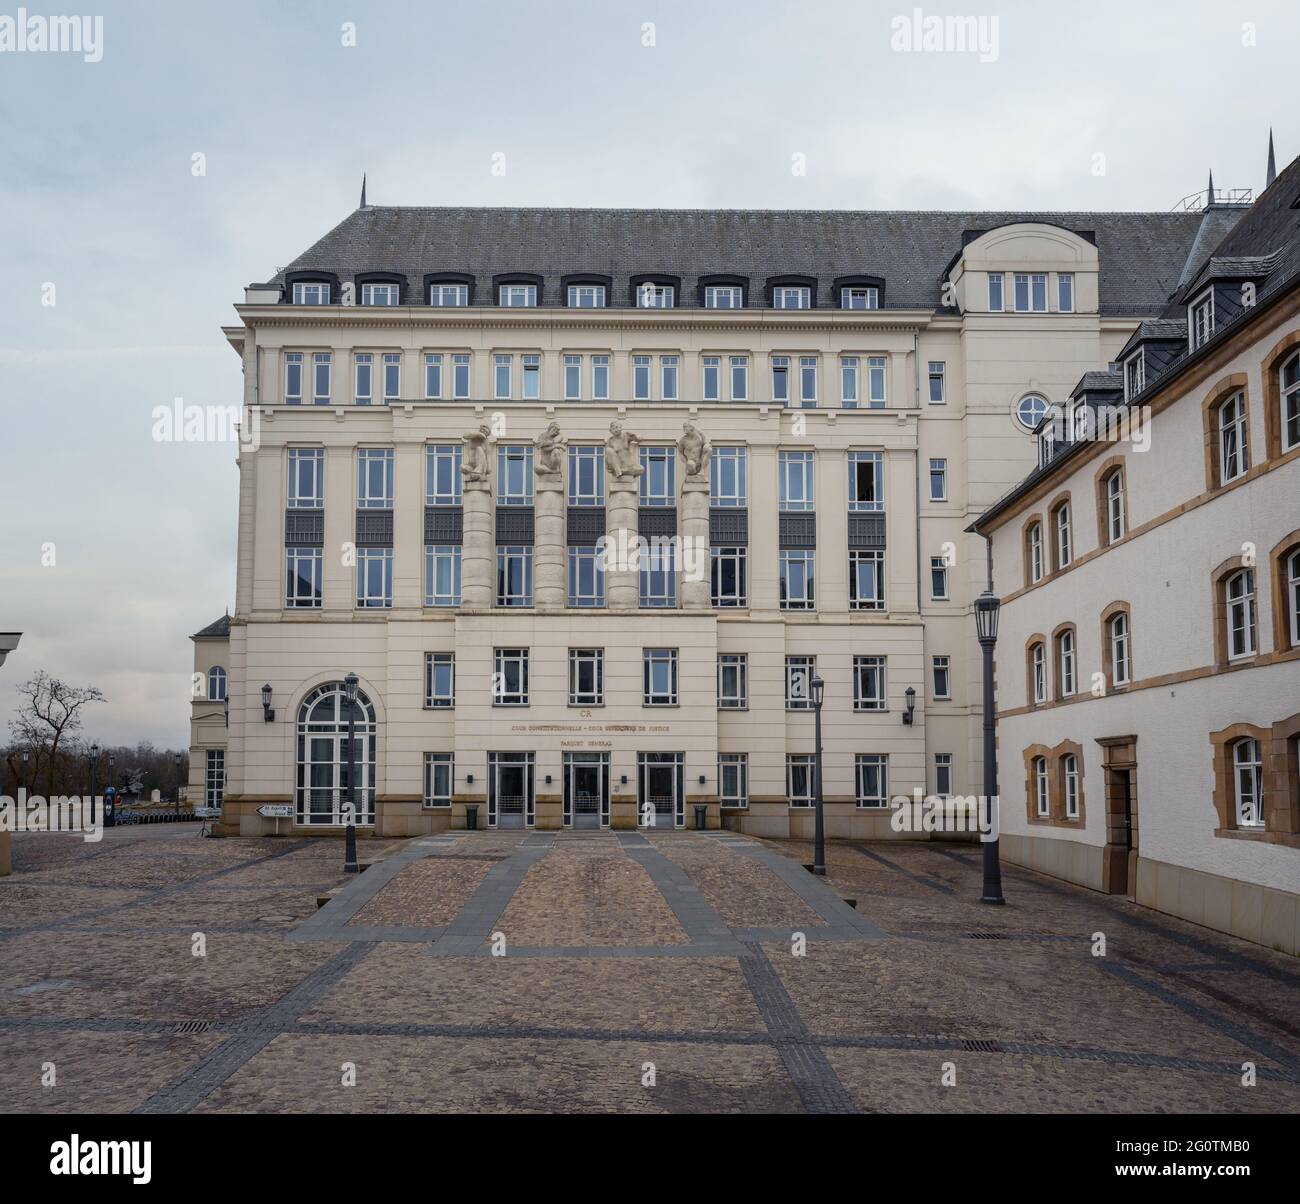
[[89, 743, 99, 810], [342, 673, 359, 873], [174, 753, 182, 803], [106, 753, 116, 827], [22, 748, 29, 795], [974, 590, 1005, 905], [811, 673, 826, 877]]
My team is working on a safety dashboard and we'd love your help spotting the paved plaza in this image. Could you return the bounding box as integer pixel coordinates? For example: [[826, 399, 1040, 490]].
[[0, 825, 1297, 1114]]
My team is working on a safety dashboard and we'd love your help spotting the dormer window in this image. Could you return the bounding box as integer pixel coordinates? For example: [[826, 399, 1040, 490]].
[[841, 286, 879, 310], [773, 286, 811, 309], [567, 284, 606, 308], [705, 285, 743, 309], [1013, 273, 1047, 312], [1190, 290, 1215, 350], [292, 281, 330, 305], [500, 283, 538, 307], [1123, 353, 1145, 401], [429, 283, 468, 306], [362, 283, 399, 306], [637, 283, 674, 309]]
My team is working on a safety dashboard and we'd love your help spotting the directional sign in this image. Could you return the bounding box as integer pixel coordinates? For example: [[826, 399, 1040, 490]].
[[257, 803, 294, 818]]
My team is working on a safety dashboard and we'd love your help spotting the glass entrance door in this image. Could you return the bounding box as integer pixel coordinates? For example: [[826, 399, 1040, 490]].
[[563, 752, 610, 829], [488, 752, 535, 829], [637, 752, 684, 829]]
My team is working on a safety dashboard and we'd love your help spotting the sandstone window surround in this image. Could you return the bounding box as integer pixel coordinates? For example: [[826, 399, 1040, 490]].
[[1262, 332, 1300, 460], [1021, 739, 1086, 827], [1094, 455, 1128, 547], [1209, 716, 1300, 846], [1099, 601, 1133, 691], [1200, 373, 1252, 490], [1210, 556, 1259, 668], [1269, 530, 1300, 653]]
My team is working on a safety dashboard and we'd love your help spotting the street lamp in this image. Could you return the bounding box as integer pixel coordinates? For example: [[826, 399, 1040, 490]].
[[974, 589, 1005, 905], [21, 749, 29, 795], [106, 753, 116, 827], [174, 753, 182, 804], [811, 673, 826, 877], [342, 673, 359, 873], [89, 743, 99, 810]]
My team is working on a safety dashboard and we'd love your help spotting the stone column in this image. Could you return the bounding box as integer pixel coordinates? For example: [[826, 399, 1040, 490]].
[[606, 480, 639, 609], [461, 480, 493, 608], [680, 478, 711, 608], [535, 476, 565, 608]]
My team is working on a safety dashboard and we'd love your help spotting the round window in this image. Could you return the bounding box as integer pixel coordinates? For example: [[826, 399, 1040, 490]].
[[1013, 393, 1049, 432]]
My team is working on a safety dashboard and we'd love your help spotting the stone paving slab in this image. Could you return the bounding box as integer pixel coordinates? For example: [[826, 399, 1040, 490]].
[[348, 857, 494, 929]]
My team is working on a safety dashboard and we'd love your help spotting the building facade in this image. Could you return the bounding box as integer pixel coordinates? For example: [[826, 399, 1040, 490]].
[[204, 198, 1240, 839], [188, 615, 230, 813], [975, 157, 1300, 954]]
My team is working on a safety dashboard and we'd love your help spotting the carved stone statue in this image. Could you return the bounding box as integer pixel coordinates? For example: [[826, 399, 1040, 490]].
[[678, 422, 710, 479], [535, 420, 564, 477], [461, 423, 492, 482], [605, 421, 643, 482]]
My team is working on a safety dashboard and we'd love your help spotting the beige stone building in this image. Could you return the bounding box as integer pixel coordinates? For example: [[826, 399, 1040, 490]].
[[974, 156, 1300, 954], [188, 614, 230, 813], [200, 194, 1245, 839]]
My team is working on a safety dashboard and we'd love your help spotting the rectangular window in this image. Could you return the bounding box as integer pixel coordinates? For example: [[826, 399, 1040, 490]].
[[632, 354, 652, 401], [932, 655, 951, 699], [930, 556, 949, 600], [717, 654, 748, 710], [867, 356, 887, 406], [799, 356, 818, 406], [424, 652, 455, 708], [429, 283, 468, 307], [785, 656, 816, 709], [363, 282, 399, 306], [730, 356, 749, 401], [771, 356, 790, 405], [780, 550, 815, 610], [988, 273, 1004, 312], [1124, 354, 1145, 401], [568, 648, 604, 706], [702, 356, 721, 402], [929, 458, 947, 501], [711, 546, 747, 608], [1058, 273, 1074, 313], [418, 353, 441, 400], [284, 352, 304, 404], [354, 353, 373, 405], [312, 352, 332, 405], [643, 648, 678, 705], [287, 447, 324, 508], [773, 285, 811, 309], [494, 354, 512, 399], [285, 547, 322, 608], [452, 353, 471, 399], [840, 357, 859, 406], [568, 445, 605, 506], [778, 450, 815, 511], [567, 546, 606, 608], [567, 284, 605, 308], [425, 444, 463, 506], [1031, 274, 1047, 311], [493, 649, 529, 705], [423, 753, 453, 808], [710, 446, 747, 507], [719, 753, 748, 807], [563, 354, 582, 401], [1014, 274, 1030, 311], [637, 284, 674, 308], [850, 550, 886, 611], [934, 754, 953, 797], [521, 354, 541, 400], [847, 450, 883, 511], [292, 282, 329, 305], [499, 284, 537, 307], [424, 546, 462, 607], [706, 286, 743, 309], [382, 353, 401, 403], [356, 547, 393, 608], [497, 445, 534, 505], [591, 354, 610, 400], [205, 749, 225, 809], [853, 655, 886, 711], [639, 539, 677, 607], [357, 448, 394, 509], [841, 286, 879, 310], [856, 754, 888, 808], [1059, 631, 1077, 696], [661, 355, 679, 401], [927, 361, 946, 404], [639, 446, 676, 506], [787, 755, 816, 808], [495, 546, 534, 607]]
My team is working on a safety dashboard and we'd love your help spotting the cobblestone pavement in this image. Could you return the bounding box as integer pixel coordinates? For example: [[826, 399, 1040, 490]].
[[1, 825, 1297, 1114]]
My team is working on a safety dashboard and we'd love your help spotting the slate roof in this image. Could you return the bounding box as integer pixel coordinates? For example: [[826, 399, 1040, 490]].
[[261, 206, 1233, 316], [1070, 370, 1124, 397], [192, 615, 230, 640]]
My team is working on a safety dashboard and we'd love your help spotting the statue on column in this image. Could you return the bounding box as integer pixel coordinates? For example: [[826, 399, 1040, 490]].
[[461, 423, 493, 483], [677, 422, 710, 479], [535, 420, 565, 477], [605, 421, 643, 482]]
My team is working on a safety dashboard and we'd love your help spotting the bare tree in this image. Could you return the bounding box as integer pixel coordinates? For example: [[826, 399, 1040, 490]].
[[8, 672, 105, 797]]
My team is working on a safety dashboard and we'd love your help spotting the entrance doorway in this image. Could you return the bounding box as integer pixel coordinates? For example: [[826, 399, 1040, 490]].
[[1097, 736, 1138, 897], [637, 752, 684, 829], [563, 752, 610, 829], [488, 752, 535, 829]]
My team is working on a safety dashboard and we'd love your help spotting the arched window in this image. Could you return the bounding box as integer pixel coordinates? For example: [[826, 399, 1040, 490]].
[[1027, 522, 1044, 584], [1052, 500, 1072, 569], [1109, 612, 1131, 686], [1033, 756, 1049, 818], [1063, 754, 1080, 819], [295, 682, 377, 827], [1218, 392, 1249, 483], [1225, 569, 1257, 660], [1030, 641, 1047, 705], [207, 666, 227, 702], [1232, 738, 1263, 828], [1281, 350, 1299, 453], [1288, 549, 1300, 648], [1104, 468, 1125, 543], [1056, 628, 1076, 697]]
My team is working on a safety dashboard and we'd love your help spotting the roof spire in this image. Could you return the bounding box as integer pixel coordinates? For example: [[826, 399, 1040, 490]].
[[360, 173, 367, 208], [1206, 168, 1215, 207], [1266, 130, 1277, 188]]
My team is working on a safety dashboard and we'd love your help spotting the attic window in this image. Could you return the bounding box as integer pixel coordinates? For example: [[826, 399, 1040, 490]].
[[429, 283, 468, 306], [292, 281, 330, 305], [362, 283, 399, 306], [637, 283, 674, 309], [773, 286, 811, 309], [1190, 290, 1215, 350], [841, 287, 879, 310], [1123, 353, 1144, 401], [500, 283, 538, 307]]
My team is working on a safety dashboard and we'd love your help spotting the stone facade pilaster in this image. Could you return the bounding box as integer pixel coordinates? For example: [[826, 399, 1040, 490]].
[[680, 477, 711, 608], [606, 480, 639, 609], [462, 479, 493, 608], [534, 477, 565, 608]]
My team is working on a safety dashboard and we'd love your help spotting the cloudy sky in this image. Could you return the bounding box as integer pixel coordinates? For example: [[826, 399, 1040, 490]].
[[0, 0, 1293, 749]]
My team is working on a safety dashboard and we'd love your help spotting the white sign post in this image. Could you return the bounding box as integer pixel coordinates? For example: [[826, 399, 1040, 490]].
[[257, 802, 294, 836]]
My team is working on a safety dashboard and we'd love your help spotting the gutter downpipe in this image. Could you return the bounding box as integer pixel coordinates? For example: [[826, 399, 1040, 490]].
[[914, 330, 923, 614]]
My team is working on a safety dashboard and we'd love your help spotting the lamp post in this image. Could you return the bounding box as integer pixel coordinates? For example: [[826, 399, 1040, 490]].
[[342, 673, 359, 873], [174, 753, 182, 804], [974, 590, 1005, 905], [21, 749, 29, 795], [811, 673, 826, 877], [106, 753, 116, 827], [89, 743, 99, 811]]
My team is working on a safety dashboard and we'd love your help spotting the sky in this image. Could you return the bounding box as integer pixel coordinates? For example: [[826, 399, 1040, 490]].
[[0, 0, 1294, 749]]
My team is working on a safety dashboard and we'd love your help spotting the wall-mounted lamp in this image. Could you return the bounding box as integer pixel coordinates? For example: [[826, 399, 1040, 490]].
[[466, 774, 474, 785], [903, 686, 917, 725], [620, 775, 628, 785], [261, 683, 275, 723], [698, 775, 706, 786], [545, 774, 553, 785]]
